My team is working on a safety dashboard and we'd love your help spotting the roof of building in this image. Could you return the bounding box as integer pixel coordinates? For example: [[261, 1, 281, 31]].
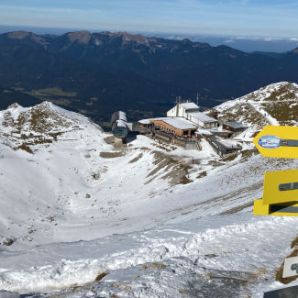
[[138, 119, 152, 125], [210, 127, 231, 134], [223, 121, 246, 129], [196, 128, 212, 136], [138, 117, 165, 125], [189, 112, 218, 123], [215, 137, 240, 149], [179, 102, 199, 110], [154, 117, 197, 130]]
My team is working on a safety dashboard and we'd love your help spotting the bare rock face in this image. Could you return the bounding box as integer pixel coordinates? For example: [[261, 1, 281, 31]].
[[66, 31, 92, 44], [117, 32, 152, 45], [6, 31, 32, 40], [5, 31, 47, 46]]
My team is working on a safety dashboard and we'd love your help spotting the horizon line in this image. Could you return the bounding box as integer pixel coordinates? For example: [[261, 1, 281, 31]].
[[1, 24, 298, 42]]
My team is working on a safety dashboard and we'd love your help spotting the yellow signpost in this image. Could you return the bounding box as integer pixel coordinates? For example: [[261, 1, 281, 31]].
[[253, 126, 298, 216], [253, 126, 298, 159]]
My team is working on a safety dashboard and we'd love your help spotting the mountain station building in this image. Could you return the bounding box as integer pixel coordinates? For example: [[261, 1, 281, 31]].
[[167, 102, 218, 129]]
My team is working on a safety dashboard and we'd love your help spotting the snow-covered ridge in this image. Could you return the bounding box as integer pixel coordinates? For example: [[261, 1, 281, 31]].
[[213, 81, 298, 128], [0, 101, 98, 153]]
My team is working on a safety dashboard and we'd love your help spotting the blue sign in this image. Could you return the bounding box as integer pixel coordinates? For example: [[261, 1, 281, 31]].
[[258, 135, 281, 149]]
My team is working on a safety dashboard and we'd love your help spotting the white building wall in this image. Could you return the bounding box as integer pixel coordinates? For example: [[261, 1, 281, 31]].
[[188, 114, 202, 126], [204, 122, 218, 129], [167, 105, 187, 118], [181, 107, 188, 118], [167, 107, 177, 117], [167, 104, 218, 128]]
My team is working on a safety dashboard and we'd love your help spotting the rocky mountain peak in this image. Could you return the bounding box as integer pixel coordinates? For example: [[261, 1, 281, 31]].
[[116, 32, 151, 44], [7, 102, 23, 110], [0, 101, 82, 153], [291, 47, 298, 54], [5, 31, 47, 46], [214, 81, 298, 128], [6, 31, 33, 40], [66, 31, 92, 44]]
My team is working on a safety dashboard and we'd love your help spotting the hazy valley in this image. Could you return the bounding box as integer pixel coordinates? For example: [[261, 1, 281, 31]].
[[1, 31, 298, 123]]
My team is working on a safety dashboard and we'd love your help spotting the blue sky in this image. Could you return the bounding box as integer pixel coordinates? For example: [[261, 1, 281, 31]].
[[0, 0, 297, 38]]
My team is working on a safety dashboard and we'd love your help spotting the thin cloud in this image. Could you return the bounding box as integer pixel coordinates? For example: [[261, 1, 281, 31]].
[[0, 0, 298, 38]]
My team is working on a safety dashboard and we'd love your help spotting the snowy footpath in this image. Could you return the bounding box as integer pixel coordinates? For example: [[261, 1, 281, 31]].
[[0, 214, 298, 297]]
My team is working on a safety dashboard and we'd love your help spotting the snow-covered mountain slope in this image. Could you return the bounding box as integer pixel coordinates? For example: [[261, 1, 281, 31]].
[[213, 82, 298, 130], [0, 101, 236, 247], [1, 215, 297, 298], [0, 91, 297, 297]]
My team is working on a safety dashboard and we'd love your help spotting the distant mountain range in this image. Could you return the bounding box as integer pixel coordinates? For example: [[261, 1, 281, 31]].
[[1, 30, 298, 122]]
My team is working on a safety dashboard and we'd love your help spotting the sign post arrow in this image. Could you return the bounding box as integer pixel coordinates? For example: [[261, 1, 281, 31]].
[[253, 125, 298, 216], [253, 125, 298, 159]]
